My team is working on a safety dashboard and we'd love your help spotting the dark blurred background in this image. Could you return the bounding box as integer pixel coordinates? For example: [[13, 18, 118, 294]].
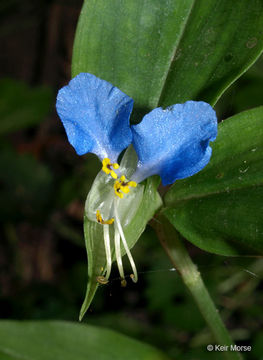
[[0, 1, 263, 359]]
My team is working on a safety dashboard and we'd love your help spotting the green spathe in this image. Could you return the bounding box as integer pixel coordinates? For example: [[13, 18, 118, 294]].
[[81, 146, 162, 319]]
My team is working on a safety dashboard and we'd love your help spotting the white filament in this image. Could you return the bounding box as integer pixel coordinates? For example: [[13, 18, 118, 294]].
[[114, 227, 125, 280], [103, 224, 112, 280], [114, 198, 138, 282]]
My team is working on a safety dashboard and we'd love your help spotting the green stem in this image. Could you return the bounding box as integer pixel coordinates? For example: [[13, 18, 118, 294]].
[[153, 215, 242, 360]]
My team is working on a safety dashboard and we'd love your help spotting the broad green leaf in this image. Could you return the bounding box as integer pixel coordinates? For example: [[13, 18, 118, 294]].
[[0, 321, 170, 360], [72, 0, 263, 117], [80, 148, 162, 319], [164, 107, 263, 256], [0, 79, 52, 135]]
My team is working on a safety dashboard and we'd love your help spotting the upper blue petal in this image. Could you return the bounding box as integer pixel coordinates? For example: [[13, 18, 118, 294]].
[[56, 73, 134, 162], [131, 101, 217, 185]]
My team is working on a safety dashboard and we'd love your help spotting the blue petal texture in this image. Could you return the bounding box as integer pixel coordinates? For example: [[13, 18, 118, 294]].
[[56, 73, 134, 162], [131, 101, 217, 185]]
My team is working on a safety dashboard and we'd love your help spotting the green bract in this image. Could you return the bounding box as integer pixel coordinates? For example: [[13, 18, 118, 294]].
[[80, 146, 162, 319]]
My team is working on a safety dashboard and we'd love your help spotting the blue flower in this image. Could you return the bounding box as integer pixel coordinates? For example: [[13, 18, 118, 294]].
[[131, 101, 217, 185], [56, 73, 133, 162], [56, 73, 217, 285], [56, 73, 217, 186]]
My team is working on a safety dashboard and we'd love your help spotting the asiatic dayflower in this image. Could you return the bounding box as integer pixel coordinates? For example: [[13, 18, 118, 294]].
[[56, 73, 217, 286]]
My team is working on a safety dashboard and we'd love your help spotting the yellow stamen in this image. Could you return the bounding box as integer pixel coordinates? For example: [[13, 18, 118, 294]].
[[102, 158, 119, 179], [121, 279, 127, 287], [130, 274, 136, 283], [96, 210, 114, 225], [112, 163, 119, 170], [96, 275, 109, 285], [114, 175, 137, 198], [128, 181, 137, 188]]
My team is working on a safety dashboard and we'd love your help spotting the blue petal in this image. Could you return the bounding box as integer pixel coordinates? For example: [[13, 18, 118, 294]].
[[56, 73, 133, 162], [131, 101, 217, 185]]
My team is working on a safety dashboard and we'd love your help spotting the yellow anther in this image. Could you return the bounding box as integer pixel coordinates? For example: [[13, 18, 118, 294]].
[[112, 163, 119, 170], [96, 210, 114, 225], [122, 186, 130, 194], [102, 158, 119, 179], [114, 175, 137, 198], [130, 274, 136, 283], [96, 275, 109, 285], [121, 279, 127, 287], [128, 181, 137, 188], [110, 170, 118, 179]]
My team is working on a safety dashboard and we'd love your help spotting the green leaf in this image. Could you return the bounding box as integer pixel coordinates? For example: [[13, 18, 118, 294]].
[[72, 0, 263, 117], [215, 55, 263, 118], [0, 321, 170, 360], [80, 148, 162, 319], [0, 78, 52, 135], [164, 106, 263, 256]]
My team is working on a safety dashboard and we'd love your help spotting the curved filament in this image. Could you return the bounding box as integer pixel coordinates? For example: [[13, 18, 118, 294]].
[[103, 224, 112, 280], [114, 198, 138, 282], [114, 227, 125, 280]]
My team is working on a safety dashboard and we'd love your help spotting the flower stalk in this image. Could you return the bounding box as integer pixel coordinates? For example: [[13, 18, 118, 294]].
[[153, 214, 242, 360]]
